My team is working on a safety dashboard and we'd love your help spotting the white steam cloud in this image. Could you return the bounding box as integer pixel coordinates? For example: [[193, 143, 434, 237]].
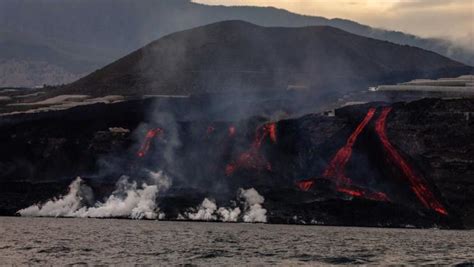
[[18, 171, 171, 220], [185, 198, 242, 222], [186, 198, 218, 221], [183, 188, 266, 223], [240, 188, 267, 223], [19, 176, 267, 223], [217, 207, 242, 222], [17, 177, 94, 218], [78, 177, 161, 219]]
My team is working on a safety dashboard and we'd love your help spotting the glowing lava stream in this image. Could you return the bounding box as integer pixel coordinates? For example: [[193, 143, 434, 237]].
[[297, 108, 390, 202], [137, 128, 163, 158], [337, 186, 390, 202], [225, 122, 277, 176], [253, 123, 277, 149], [207, 126, 216, 135], [228, 126, 236, 137], [323, 108, 377, 185], [297, 179, 315, 192], [375, 107, 448, 215], [297, 179, 390, 202]]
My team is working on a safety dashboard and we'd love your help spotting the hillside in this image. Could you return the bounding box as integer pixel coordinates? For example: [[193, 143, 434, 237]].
[[1, 97, 473, 228], [59, 21, 470, 97], [0, 30, 113, 87], [0, 0, 472, 87]]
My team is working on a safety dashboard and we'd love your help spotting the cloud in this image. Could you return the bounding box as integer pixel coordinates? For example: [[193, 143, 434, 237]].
[[194, 0, 473, 39], [392, 0, 470, 9]]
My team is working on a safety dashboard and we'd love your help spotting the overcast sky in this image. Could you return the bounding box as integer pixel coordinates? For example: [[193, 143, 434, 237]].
[[193, 0, 473, 42]]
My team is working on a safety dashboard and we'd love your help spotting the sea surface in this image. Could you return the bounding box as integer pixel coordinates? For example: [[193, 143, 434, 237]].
[[0, 217, 473, 265]]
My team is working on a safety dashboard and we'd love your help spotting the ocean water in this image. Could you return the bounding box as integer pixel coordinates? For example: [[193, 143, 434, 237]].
[[0, 217, 472, 265]]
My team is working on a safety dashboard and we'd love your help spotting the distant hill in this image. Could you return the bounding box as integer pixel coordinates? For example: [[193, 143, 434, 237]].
[[0, 0, 472, 87], [0, 31, 102, 87], [58, 21, 470, 97]]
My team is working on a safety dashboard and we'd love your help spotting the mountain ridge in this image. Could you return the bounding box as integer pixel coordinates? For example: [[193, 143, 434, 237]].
[[58, 20, 470, 97], [0, 0, 472, 87]]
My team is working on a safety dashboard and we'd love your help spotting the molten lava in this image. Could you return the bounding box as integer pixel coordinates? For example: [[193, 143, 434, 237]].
[[337, 187, 363, 197], [137, 128, 163, 158], [375, 107, 448, 215], [225, 122, 277, 176], [225, 151, 272, 176], [207, 126, 216, 135], [337, 186, 390, 202], [228, 126, 236, 137], [323, 108, 376, 185], [253, 122, 277, 149], [266, 123, 277, 144], [298, 106, 447, 211], [296, 178, 390, 202], [298, 108, 390, 203], [297, 179, 315, 191]]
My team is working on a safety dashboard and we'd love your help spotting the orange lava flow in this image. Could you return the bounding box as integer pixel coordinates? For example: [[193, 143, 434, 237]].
[[323, 108, 377, 185], [207, 126, 216, 135], [266, 123, 277, 144], [297, 108, 390, 203], [253, 122, 277, 149], [228, 126, 236, 137], [137, 128, 163, 158], [225, 151, 272, 176], [375, 107, 448, 215], [225, 122, 277, 176], [296, 179, 315, 191], [337, 187, 363, 197], [296, 179, 390, 202], [338, 186, 390, 202]]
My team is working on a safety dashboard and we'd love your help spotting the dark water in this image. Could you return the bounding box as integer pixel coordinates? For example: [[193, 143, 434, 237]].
[[0, 217, 473, 265]]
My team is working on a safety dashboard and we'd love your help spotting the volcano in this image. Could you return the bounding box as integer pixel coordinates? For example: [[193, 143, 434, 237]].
[[51, 21, 471, 98]]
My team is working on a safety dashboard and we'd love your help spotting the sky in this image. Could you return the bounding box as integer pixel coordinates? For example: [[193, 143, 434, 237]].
[[193, 0, 473, 42]]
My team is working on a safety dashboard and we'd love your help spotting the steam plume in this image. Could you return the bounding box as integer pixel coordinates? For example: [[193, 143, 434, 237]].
[[185, 198, 218, 221], [217, 207, 241, 222], [18, 177, 93, 217], [18, 171, 171, 219], [184, 198, 242, 222], [80, 176, 161, 219], [183, 188, 266, 223], [240, 188, 267, 223]]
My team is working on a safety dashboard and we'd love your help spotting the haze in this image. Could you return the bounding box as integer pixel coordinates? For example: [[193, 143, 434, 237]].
[[193, 0, 473, 42]]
